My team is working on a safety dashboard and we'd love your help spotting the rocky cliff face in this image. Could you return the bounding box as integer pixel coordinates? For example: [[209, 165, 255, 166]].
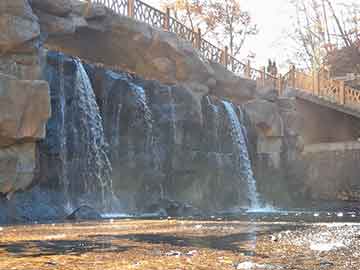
[[1, 0, 359, 223], [0, 0, 51, 199], [34, 51, 259, 213]]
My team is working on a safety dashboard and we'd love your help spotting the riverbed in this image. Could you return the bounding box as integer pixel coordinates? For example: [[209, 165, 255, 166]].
[[1, 212, 360, 269]]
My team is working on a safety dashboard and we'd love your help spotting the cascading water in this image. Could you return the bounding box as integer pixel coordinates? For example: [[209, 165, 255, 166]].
[[222, 100, 260, 209], [43, 53, 115, 211], [57, 53, 71, 211], [69, 59, 114, 210]]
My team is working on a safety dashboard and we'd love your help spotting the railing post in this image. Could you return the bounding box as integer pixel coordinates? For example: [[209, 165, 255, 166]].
[[290, 64, 296, 88], [277, 74, 283, 96], [245, 60, 251, 78], [195, 28, 202, 50], [222, 46, 229, 68], [339, 80, 345, 105], [261, 66, 266, 87], [314, 70, 320, 96], [128, 0, 135, 17], [163, 7, 170, 31]]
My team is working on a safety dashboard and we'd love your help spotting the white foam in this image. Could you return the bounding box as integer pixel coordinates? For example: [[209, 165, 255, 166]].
[[309, 242, 345, 251], [101, 213, 133, 219]]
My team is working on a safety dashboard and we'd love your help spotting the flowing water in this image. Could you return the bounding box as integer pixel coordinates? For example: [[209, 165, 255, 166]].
[[43, 55, 115, 211], [222, 101, 260, 209]]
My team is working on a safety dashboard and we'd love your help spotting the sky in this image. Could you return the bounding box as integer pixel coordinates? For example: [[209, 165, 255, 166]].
[[146, 0, 295, 71]]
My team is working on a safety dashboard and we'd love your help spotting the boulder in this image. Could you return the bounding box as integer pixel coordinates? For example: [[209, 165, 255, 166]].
[[0, 0, 36, 19], [44, 14, 213, 104], [0, 52, 42, 80], [0, 73, 51, 147], [29, 0, 73, 17], [0, 143, 35, 196], [243, 100, 284, 137], [34, 10, 87, 35], [210, 62, 256, 103], [145, 199, 202, 217], [66, 205, 102, 220], [0, 14, 40, 53], [71, 2, 107, 19]]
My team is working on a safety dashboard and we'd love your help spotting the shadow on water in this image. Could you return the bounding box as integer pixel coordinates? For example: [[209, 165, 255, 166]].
[[87, 223, 306, 255], [0, 239, 135, 258]]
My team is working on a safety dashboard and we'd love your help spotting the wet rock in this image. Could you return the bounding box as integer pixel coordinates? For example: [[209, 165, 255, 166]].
[[66, 205, 102, 220], [146, 199, 202, 217], [0, 186, 67, 223], [0, 73, 50, 147], [0, 143, 36, 196]]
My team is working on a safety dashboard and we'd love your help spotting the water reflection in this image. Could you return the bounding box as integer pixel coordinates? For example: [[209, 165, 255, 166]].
[[0, 212, 360, 269]]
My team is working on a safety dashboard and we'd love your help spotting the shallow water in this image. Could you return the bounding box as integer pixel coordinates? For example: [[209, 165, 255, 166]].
[[1, 212, 360, 269]]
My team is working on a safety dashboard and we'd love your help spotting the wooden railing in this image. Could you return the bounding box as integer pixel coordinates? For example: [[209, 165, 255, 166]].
[[282, 65, 360, 110], [90, 0, 272, 81]]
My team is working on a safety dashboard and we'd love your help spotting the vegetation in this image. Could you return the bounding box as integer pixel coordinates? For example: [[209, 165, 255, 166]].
[[289, 0, 360, 73], [160, 0, 258, 58]]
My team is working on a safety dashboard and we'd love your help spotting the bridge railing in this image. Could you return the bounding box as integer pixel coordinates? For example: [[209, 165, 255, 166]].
[[91, 0, 360, 110], [282, 64, 360, 110], [90, 0, 275, 82]]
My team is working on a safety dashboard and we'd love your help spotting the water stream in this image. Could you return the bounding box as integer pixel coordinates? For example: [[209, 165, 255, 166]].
[[222, 101, 260, 209]]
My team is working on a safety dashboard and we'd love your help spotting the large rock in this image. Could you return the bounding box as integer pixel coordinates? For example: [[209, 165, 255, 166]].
[[210, 62, 256, 103], [0, 0, 36, 19], [42, 13, 213, 106], [243, 100, 284, 137], [34, 10, 87, 35], [0, 14, 40, 53], [0, 73, 51, 147], [30, 0, 73, 17], [0, 143, 35, 196]]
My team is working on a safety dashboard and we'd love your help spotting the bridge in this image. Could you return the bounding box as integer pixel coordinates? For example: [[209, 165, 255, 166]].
[[90, 0, 360, 117]]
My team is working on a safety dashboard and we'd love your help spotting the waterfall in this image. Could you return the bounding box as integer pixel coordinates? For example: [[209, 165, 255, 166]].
[[69, 59, 114, 210], [44, 54, 115, 211], [222, 100, 260, 209], [57, 53, 71, 210]]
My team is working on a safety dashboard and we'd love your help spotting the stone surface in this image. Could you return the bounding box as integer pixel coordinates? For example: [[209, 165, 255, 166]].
[[0, 52, 43, 80], [41, 12, 213, 106], [67, 205, 102, 220], [0, 143, 35, 195], [210, 62, 256, 103], [243, 100, 284, 137], [30, 0, 73, 17], [34, 10, 87, 35], [300, 142, 360, 202], [0, 73, 51, 147], [0, 14, 40, 53], [0, 0, 36, 19]]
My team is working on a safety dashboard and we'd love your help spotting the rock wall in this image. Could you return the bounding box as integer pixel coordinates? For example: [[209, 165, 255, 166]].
[[0, 0, 51, 198], [1, 0, 360, 222], [301, 142, 360, 202]]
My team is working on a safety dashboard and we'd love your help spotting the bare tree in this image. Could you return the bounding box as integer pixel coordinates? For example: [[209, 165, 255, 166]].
[[289, 0, 360, 73], [161, 0, 257, 58]]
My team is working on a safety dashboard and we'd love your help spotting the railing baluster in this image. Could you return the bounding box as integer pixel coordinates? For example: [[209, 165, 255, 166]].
[[128, 0, 134, 17]]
